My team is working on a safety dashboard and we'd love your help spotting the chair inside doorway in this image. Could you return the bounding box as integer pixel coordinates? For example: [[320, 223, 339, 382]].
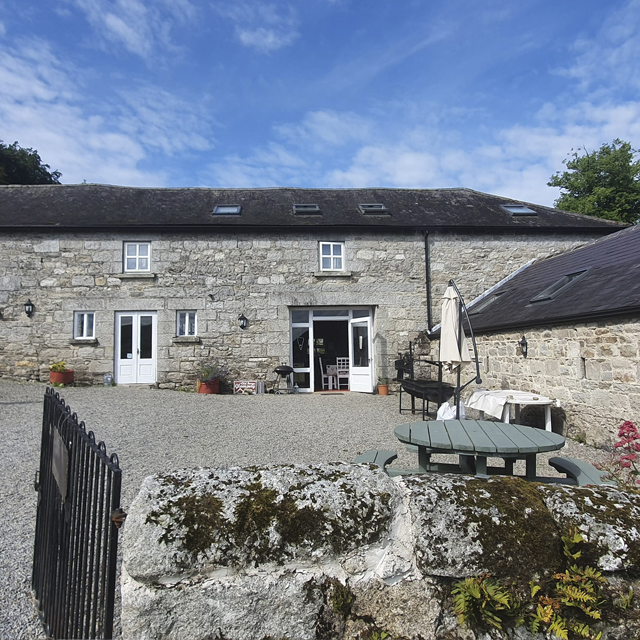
[[313, 320, 349, 391]]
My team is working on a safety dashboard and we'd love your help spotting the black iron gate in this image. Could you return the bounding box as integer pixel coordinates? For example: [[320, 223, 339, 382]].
[[33, 387, 122, 639]]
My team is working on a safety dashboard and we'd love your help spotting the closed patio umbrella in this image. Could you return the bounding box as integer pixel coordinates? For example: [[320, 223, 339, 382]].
[[439, 285, 472, 372]]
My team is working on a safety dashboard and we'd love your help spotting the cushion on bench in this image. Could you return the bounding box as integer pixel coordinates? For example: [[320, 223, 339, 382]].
[[548, 456, 615, 487], [354, 450, 398, 469]]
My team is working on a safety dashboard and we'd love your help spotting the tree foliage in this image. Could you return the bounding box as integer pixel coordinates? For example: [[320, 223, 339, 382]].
[[548, 139, 640, 224], [0, 140, 62, 185]]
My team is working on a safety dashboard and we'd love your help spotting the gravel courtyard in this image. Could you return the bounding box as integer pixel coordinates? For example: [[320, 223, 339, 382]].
[[0, 380, 609, 639]]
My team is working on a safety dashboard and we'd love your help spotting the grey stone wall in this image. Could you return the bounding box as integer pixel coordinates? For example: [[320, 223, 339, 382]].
[[460, 318, 640, 446], [0, 229, 602, 388]]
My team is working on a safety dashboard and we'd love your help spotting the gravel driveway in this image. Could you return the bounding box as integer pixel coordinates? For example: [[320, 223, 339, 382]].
[[0, 380, 608, 639]]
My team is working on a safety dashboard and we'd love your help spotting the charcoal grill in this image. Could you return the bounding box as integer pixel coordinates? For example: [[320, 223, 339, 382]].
[[273, 364, 295, 394]]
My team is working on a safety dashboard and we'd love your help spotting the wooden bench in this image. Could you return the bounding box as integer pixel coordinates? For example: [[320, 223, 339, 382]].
[[548, 457, 615, 487], [354, 450, 398, 470]]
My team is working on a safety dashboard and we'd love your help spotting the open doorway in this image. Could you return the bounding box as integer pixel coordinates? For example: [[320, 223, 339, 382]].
[[313, 320, 348, 391], [289, 308, 375, 393]]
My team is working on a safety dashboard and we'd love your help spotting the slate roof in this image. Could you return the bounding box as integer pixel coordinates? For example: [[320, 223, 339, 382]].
[[466, 224, 640, 332], [0, 184, 624, 231]]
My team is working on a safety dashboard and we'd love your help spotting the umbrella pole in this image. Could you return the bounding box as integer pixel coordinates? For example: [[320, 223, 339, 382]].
[[456, 295, 462, 418]]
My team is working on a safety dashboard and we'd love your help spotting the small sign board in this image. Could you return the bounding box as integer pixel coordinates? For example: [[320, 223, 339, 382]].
[[234, 380, 258, 394]]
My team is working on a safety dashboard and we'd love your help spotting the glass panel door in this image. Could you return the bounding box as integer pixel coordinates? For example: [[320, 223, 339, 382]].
[[115, 312, 157, 384], [349, 316, 374, 393]]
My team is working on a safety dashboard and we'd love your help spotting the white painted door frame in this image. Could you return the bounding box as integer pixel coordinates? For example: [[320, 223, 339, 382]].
[[115, 312, 157, 384]]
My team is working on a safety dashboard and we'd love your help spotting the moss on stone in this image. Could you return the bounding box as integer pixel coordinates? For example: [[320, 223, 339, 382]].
[[418, 476, 564, 584]]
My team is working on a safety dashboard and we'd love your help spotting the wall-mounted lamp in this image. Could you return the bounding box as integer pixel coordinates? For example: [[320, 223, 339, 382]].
[[24, 299, 35, 318], [518, 335, 528, 358], [238, 313, 248, 330]]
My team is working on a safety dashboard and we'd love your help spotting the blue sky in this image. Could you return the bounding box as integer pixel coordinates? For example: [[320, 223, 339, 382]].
[[1, 0, 639, 205]]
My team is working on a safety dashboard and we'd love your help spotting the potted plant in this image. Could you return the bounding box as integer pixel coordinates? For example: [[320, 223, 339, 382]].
[[197, 360, 230, 394], [49, 361, 74, 385], [377, 377, 390, 396]]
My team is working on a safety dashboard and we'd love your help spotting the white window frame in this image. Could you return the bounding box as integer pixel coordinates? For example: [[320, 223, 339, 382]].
[[73, 311, 95, 339], [124, 242, 151, 273], [319, 242, 344, 272], [176, 310, 197, 337]]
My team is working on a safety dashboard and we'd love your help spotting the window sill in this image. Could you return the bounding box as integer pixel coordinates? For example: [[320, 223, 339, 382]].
[[313, 271, 352, 278], [70, 338, 99, 346], [172, 336, 202, 344], [118, 272, 157, 279]]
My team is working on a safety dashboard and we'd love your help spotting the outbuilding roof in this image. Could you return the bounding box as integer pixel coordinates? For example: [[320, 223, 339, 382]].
[[466, 224, 640, 332], [0, 184, 624, 231]]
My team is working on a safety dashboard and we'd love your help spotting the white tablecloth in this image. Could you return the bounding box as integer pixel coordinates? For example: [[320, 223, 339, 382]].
[[466, 389, 552, 420]]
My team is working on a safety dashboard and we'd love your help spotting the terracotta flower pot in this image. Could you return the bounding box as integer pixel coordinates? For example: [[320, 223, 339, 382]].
[[377, 384, 389, 396], [198, 379, 220, 394], [50, 370, 74, 385]]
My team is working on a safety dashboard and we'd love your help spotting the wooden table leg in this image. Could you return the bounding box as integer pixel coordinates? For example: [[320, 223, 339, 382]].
[[460, 455, 476, 475], [525, 454, 536, 479], [475, 456, 489, 479], [504, 459, 514, 475], [545, 405, 552, 431], [418, 447, 431, 472]]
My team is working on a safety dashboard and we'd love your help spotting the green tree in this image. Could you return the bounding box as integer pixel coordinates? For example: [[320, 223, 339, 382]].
[[0, 140, 62, 185], [548, 138, 640, 224]]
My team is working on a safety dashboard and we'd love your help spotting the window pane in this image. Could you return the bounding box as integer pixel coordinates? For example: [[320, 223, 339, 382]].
[[86, 313, 94, 337], [292, 327, 310, 368], [333, 257, 342, 270], [120, 317, 133, 359], [352, 310, 369, 318], [127, 258, 136, 270], [322, 257, 331, 270], [321, 244, 331, 256], [291, 310, 309, 324], [178, 312, 186, 336], [75, 313, 84, 337], [138, 244, 149, 256], [188, 313, 196, 335], [138, 258, 148, 270], [126, 244, 137, 256], [333, 244, 342, 256], [139, 316, 153, 359]]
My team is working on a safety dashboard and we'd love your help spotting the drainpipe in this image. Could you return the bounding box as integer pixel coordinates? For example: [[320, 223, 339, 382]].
[[424, 230, 433, 332]]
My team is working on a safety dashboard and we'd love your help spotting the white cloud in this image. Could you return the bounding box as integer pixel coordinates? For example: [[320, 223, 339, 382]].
[[0, 39, 215, 185], [561, 0, 640, 93], [214, 1, 298, 52], [66, 0, 196, 60]]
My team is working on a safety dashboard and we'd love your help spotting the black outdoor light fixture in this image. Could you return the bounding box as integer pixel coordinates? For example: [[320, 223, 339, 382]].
[[24, 299, 35, 318], [238, 313, 248, 330], [518, 335, 528, 358]]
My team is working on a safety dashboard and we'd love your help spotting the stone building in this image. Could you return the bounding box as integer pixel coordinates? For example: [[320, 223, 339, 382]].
[[462, 224, 640, 445], [0, 184, 620, 392]]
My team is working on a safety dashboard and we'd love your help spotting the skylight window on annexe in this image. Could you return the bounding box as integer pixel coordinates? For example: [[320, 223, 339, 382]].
[[469, 291, 507, 315], [530, 269, 590, 303], [293, 204, 322, 215], [213, 205, 242, 215], [501, 204, 537, 216], [359, 203, 389, 215]]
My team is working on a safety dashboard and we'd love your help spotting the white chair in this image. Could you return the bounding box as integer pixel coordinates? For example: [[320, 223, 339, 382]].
[[336, 357, 349, 389], [319, 358, 335, 390]]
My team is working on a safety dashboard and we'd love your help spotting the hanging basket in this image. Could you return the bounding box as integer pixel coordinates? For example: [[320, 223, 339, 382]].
[[198, 379, 221, 394]]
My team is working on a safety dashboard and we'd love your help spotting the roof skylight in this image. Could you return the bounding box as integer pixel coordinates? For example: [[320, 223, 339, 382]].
[[293, 204, 321, 215], [502, 204, 537, 216], [213, 205, 242, 215], [530, 269, 589, 303], [359, 203, 389, 214], [469, 291, 507, 315]]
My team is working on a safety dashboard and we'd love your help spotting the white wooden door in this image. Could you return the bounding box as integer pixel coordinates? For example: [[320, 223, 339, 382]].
[[349, 316, 374, 393], [115, 312, 157, 384]]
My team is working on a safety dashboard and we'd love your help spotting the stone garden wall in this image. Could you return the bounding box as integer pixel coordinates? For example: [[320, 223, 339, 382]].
[[463, 318, 640, 446], [0, 229, 598, 387], [121, 463, 640, 640]]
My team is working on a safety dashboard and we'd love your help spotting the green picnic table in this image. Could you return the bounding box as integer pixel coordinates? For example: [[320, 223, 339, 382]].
[[393, 419, 566, 479]]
